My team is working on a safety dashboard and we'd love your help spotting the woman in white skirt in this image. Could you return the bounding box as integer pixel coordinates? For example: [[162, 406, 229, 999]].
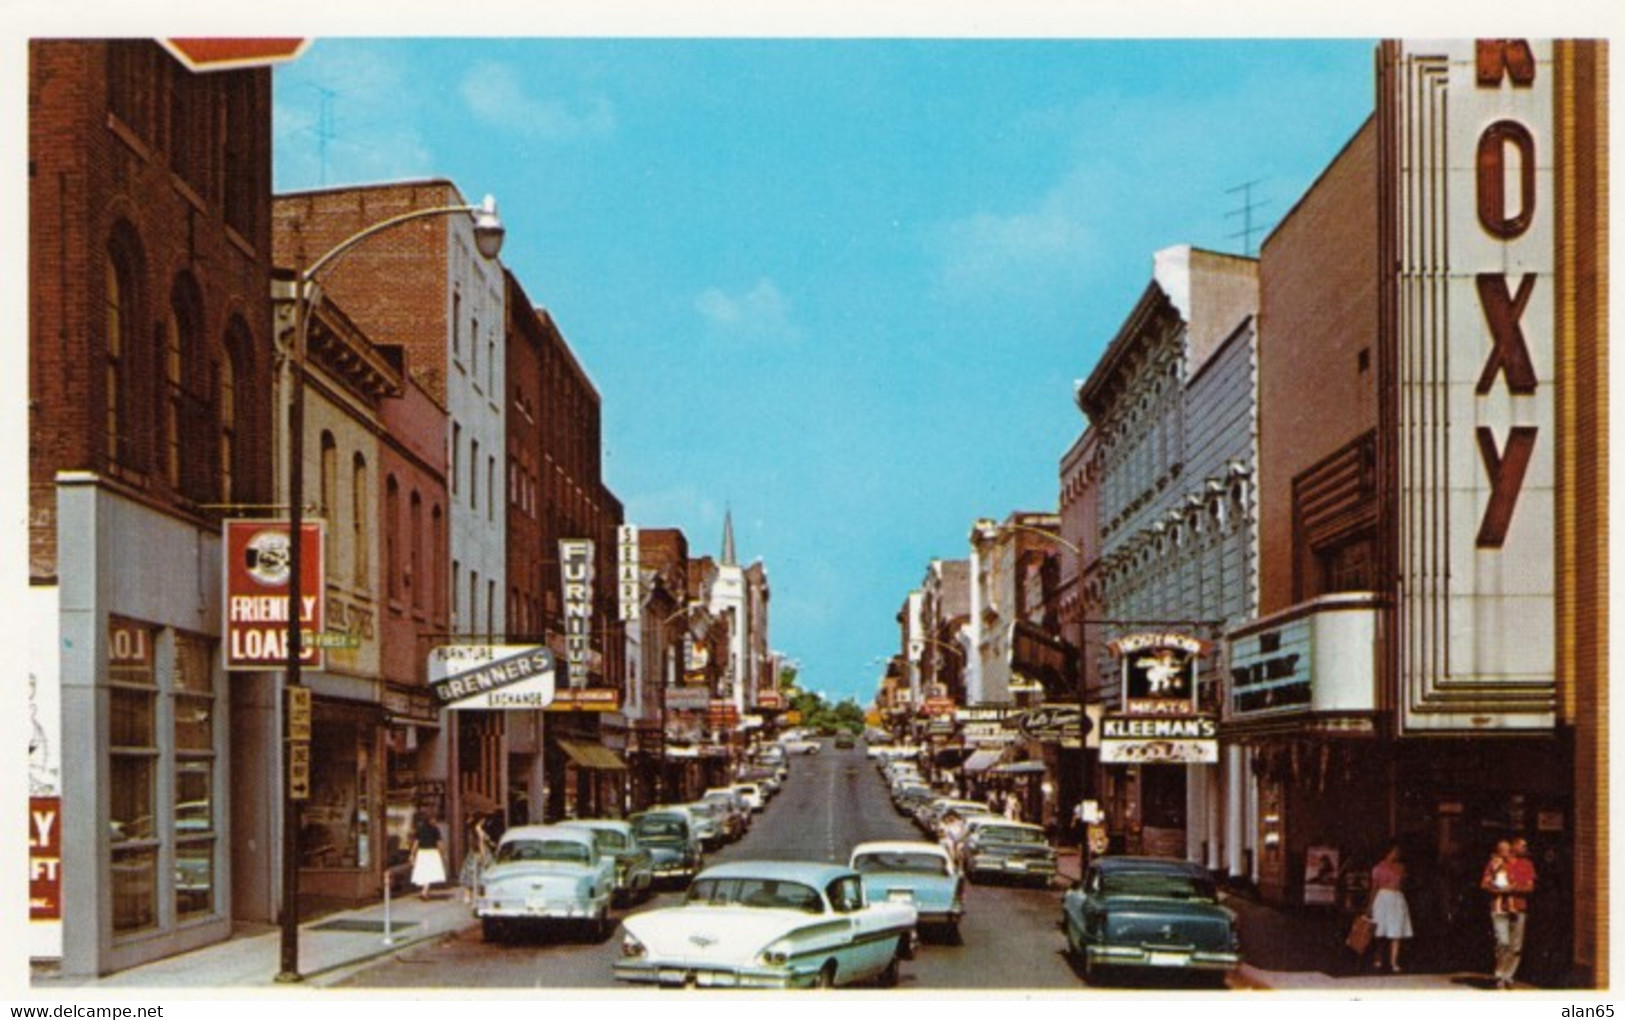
[[1367, 843, 1414, 972], [409, 813, 447, 900]]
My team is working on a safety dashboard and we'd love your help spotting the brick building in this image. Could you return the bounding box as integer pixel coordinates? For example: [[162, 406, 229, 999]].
[[29, 39, 276, 975], [274, 180, 509, 862]]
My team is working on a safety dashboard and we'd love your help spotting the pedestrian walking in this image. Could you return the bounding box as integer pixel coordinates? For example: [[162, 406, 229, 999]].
[[459, 810, 495, 904], [1367, 843, 1414, 972], [1483, 836, 1537, 989], [408, 812, 447, 900]]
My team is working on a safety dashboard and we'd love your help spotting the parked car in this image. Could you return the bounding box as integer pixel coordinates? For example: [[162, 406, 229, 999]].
[[959, 818, 1058, 887], [779, 739, 821, 755], [730, 781, 766, 812], [916, 797, 992, 836], [630, 808, 704, 885], [614, 860, 917, 989], [849, 840, 965, 943], [834, 732, 857, 749], [475, 824, 616, 942], [1061, 856, 1241, 986], [561, 819, 654, 907], [685, 799, 735, 847], [697, 792, 749, 840]]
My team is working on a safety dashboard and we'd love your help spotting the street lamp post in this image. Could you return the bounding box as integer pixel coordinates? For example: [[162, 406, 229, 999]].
[[277, 196, 504, 983]]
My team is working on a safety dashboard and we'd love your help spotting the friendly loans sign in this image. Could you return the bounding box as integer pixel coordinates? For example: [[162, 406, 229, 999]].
[[428, 645, 556, 710]]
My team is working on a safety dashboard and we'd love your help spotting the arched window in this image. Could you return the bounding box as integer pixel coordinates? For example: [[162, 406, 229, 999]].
[[385, 475, 400, 601], [352, 453, 369, 589], [165, 276, 204, 496], [319, 432, 337, 519], [217, 319, 253, 506], [432, 505, 445, 622], [104, 236, 141, 469], [409, 491, 424, 612]]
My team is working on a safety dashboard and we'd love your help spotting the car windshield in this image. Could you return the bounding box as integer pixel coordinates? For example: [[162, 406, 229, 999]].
[[496, 839, 591, 864], [686, 877, 825, 913], [1102, 872, 1217, 901], [633, 818, 684, 842], [589, 829, 627, 852], [979, 826, 1045, 845], [853, 852, 949, 876]]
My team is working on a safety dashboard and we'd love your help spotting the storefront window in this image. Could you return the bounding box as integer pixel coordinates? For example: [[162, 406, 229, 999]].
[[173, 632, 216, 920], [109, 618, 157, 935], [111, 847, 158, 934], [301, 717, 362, 869]]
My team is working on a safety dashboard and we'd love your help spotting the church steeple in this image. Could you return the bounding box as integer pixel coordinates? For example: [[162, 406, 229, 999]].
[[721, 506, 737, 566]]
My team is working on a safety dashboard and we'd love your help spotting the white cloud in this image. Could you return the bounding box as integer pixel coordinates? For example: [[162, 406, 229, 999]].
[[693, 278, 804, 346], [459, 60, 615, 141]]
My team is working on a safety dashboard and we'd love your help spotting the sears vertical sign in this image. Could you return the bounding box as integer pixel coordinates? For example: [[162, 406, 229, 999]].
[[618, 525, 641, 622], [1390, 39, 1555, 731], [560, 538, 594, 688]]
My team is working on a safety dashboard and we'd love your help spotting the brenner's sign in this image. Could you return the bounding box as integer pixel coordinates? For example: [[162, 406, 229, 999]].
[[429, 645, 556, 710]]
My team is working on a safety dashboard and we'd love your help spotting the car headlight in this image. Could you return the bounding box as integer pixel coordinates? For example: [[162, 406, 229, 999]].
[[759, 940, 792, 967], [621, 932, 647, 958]]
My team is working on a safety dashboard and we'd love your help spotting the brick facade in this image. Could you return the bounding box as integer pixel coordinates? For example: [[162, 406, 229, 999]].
[[30, 40, 275, 578]]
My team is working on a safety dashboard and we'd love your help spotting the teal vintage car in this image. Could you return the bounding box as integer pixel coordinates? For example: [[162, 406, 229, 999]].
[[850, 840, 964, 943], [615, 860, 917, 989], [475, 825, 616, 943], [562, 819, 654, 907], [1061, 856, 1241, 986]]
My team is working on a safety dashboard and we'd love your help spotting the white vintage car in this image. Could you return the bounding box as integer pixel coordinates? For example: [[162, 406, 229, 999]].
[[614, 860, 918, 989], [475, 824, 616, 942]]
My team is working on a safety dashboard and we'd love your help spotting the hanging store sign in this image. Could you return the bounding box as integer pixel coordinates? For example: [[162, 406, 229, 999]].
[[618, 525, 641, 622], [223, 520, 326, 671], [1111, 633, 1206, 716], [560, 538, 595, 688], [1099, 714, 1219, 764], [429, 644, 557, 710], [665, 685, 712, 711], [548, 688, 621, 713]]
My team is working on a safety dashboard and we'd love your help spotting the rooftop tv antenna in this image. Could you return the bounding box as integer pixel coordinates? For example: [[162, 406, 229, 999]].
[[1225, 179, 1270, 257]]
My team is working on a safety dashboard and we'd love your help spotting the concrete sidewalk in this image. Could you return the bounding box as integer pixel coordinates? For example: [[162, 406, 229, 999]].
[[31, 887, 478, 991]]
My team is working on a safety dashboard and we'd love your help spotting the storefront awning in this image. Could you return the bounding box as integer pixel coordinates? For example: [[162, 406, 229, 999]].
[[991, 760, 1048, 776], [556, 738, 628, 771], [963, 749, 1004, 774]]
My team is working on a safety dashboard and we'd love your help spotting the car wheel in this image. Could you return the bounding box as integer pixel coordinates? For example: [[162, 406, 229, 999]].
[[944, 920, 963, 946], [814, 961, 838, 989], [877, 954, 901, 989]]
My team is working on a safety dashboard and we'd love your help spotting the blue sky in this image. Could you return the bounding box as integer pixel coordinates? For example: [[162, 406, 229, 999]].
[[270, 38, 1376, 704]]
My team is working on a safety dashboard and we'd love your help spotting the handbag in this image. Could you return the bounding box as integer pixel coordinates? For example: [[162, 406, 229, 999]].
[[1345, 914, 1375, 955]]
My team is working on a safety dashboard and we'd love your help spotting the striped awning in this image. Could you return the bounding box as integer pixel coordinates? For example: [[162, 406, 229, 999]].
[[556, 738, 628, 771]]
